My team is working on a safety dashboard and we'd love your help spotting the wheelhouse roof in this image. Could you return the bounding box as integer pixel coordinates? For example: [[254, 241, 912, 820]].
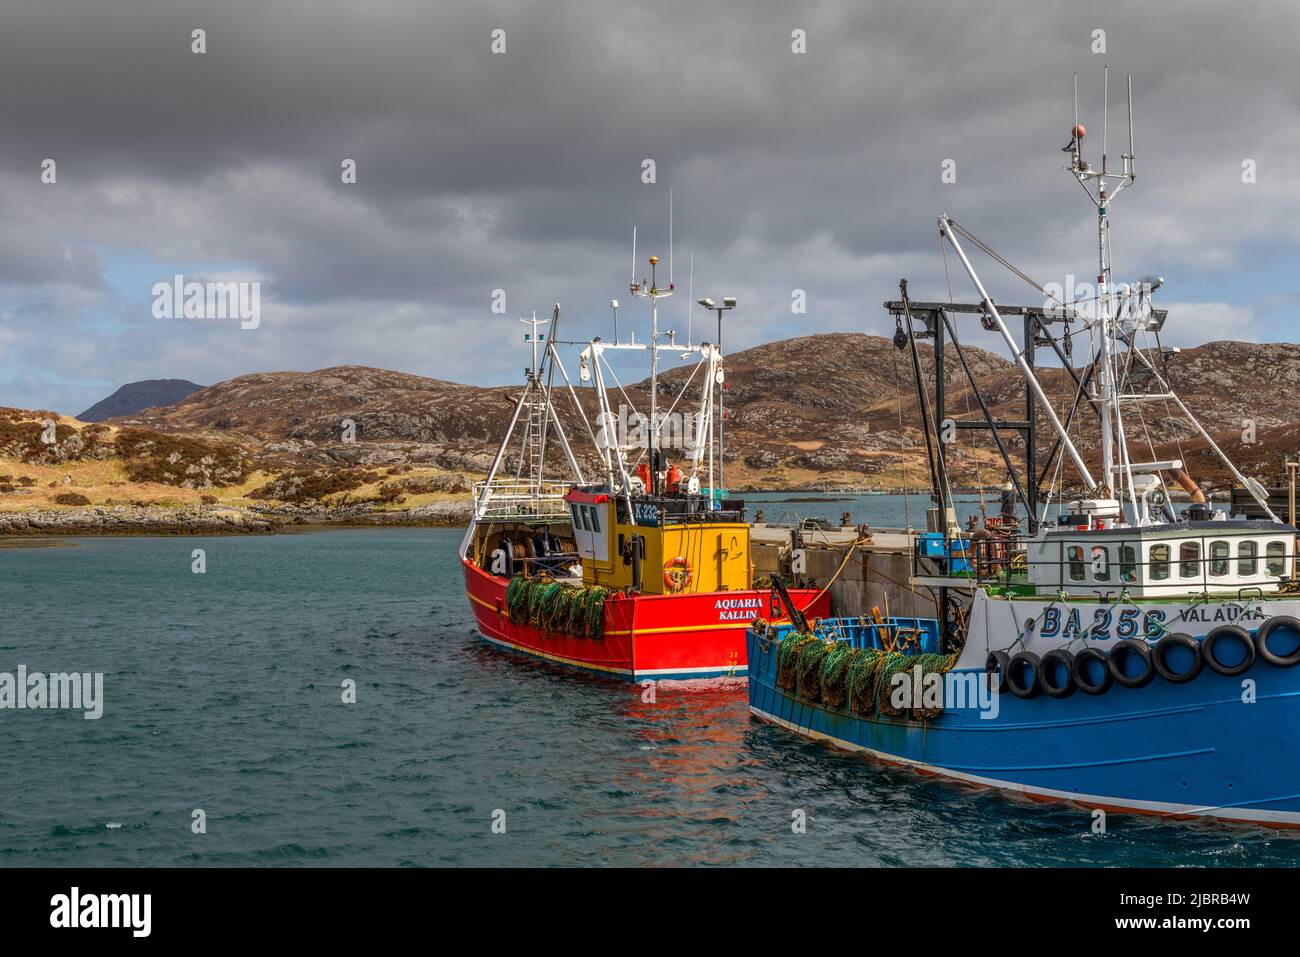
[[1040, 519, 1288, 539]]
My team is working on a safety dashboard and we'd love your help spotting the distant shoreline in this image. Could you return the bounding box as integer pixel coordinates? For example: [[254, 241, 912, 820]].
[[0, 501, 471, 536], [0, 486, 1223, 537]]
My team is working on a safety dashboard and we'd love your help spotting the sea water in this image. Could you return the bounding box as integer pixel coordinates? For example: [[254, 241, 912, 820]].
[[1, 503, 1296, 866]]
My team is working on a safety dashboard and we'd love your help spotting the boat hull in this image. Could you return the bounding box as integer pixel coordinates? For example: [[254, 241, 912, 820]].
[[464, 558, 829, 680], [747, 626, 1300, 827]]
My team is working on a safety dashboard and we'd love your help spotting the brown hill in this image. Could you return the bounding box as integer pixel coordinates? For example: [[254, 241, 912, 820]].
[[105, 334, 1300, 493], [114, 366, 541, 474]]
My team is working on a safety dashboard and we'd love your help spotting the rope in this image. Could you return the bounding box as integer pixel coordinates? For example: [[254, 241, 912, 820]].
[[890, 348, 913, 529], [799, 537, 869, 613], [943, 314, 989, 522], [946, 219, 1085, 319]]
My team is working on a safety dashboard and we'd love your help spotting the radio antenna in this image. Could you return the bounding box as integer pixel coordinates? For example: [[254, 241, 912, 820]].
[[630, 226, 637, 284], [1066, 69, 1135, 209], [1073, 73, 1079, 149], [668, 188, 674, 286], [686, 250, 695, 345], [1103, 66, 1109, 174], [1126, 75, 1135, 176]]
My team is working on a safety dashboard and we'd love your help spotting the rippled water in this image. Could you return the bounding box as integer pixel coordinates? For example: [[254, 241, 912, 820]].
[[2, 522, 1298, 866]]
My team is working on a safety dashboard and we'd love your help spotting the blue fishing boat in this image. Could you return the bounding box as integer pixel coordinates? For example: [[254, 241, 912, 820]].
[[748, 72, 1300, 827], [749, 607, 1300, 826]]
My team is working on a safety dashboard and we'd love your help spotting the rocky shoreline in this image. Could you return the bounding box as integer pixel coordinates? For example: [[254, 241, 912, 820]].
[[0, 500, 473, 535]]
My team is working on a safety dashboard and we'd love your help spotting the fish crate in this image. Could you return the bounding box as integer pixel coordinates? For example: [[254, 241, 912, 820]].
[[915, 532, 972, 574]]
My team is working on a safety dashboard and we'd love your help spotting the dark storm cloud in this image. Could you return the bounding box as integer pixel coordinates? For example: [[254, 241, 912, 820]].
[[0, 0, 1297, 412]]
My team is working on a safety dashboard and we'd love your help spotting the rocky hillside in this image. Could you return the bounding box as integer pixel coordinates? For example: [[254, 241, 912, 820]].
[[97, 333, 1300, 494], [0, 405, 474, 528], [114, 366, 547, 475], [1, 333, 1294, 524], [109, 336, 1013, 489]]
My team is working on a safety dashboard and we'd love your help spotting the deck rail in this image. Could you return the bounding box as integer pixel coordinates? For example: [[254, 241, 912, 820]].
[[472, 480, 572, 520]]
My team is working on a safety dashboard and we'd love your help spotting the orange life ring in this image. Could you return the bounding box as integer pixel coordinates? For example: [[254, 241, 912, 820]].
[[663, 556, 693, 593]]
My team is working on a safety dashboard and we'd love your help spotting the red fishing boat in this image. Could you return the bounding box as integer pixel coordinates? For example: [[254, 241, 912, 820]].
[[460, 265, 826, 680]]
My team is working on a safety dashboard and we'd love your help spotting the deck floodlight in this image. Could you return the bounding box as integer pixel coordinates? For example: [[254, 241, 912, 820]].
[[697, 297, 715, 309]]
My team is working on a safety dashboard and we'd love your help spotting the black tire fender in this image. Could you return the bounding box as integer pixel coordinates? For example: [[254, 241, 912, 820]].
[[1072, 647, 1112, 695], [1255, 616, 1300, 668], [1005, 651, 1042, 699], [1203, 625, 1256, 677], [1107, 639, 1156, 689], [1038, 648, 1076, 699], [985, 650, 1010, 695], [1152, 632, 1203, 684]]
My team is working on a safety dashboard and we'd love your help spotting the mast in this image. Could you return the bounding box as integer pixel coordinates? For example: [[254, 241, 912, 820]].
[[1068, 68, 1136, 506], [934, 71, 1279, 528], [474, 309, 583, 521], [630, 254, 674, 495], [517, 312, 550, 491]]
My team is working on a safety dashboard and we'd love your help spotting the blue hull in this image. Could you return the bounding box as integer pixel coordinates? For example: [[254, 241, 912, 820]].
[[747, 626, 1300, 826]]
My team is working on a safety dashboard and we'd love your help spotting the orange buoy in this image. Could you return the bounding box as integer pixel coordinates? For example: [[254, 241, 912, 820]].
[[663, 556, 693, 593]]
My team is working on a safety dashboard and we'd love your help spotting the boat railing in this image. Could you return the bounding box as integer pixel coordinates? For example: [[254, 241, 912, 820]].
[[473, 480, 572, 520], [915, 527, 1300, 596], [912, 532, 1027, 584], [970, 535, 1026, 582]]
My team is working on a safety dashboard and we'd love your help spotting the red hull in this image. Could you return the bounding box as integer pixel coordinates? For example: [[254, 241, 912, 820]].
[[462, 558, 830, 680]]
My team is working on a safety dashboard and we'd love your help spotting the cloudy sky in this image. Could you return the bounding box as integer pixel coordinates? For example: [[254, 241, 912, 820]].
[[1, 0, 1298, 415]]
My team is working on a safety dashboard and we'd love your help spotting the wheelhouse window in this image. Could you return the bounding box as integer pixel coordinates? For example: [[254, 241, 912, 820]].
[[1180, 541, 1201, 579], [587, 505, 601, 533], [1067, 545, 1085, 582], [1267, 541, 1288, 577], [578, 506, 591, 531], [1238, 540, 1258, 576], [1091, 545, 1110, 581], [1150, 544, 1170, 581], [1210, 540, 1230, 578], [1119, 545, 1138, 584]]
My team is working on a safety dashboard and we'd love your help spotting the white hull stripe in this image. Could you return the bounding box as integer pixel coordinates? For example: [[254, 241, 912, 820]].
[[749, 705, 1300, 827]]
